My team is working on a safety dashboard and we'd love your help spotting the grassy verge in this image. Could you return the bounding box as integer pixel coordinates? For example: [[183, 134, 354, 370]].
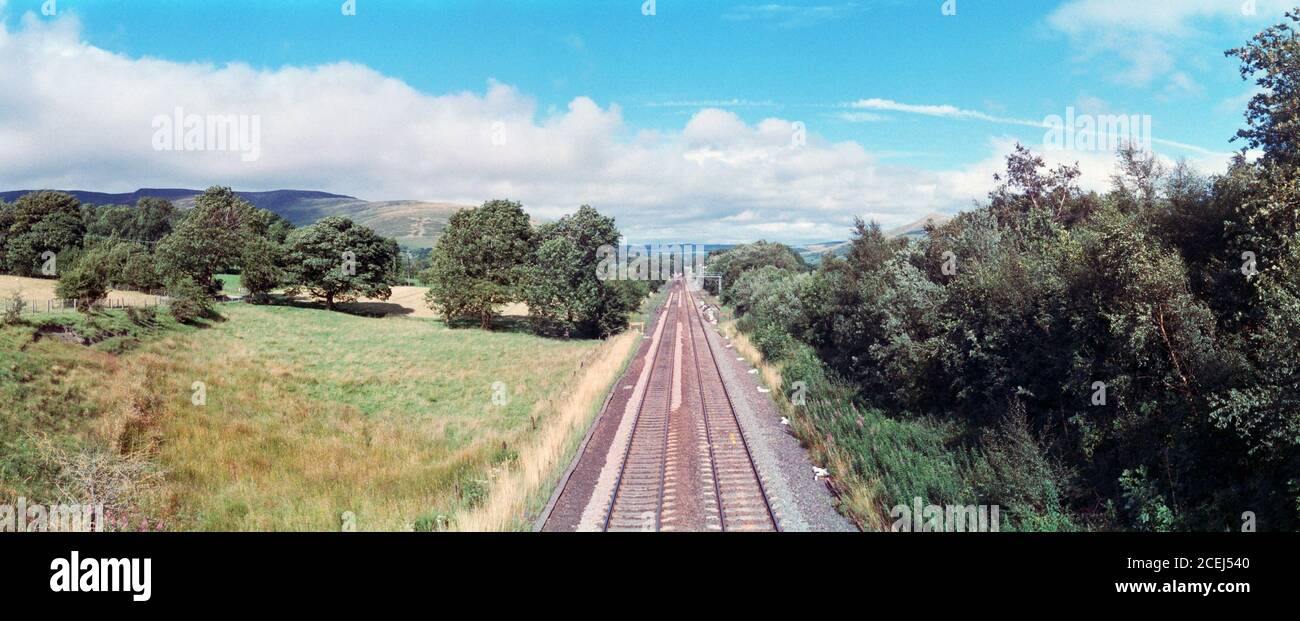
[[721, 320, 962, 530], [0, 306, 191, 522], [720, 310, 1077, 532], [2, 303, 621, 531], [455, 288, 666, 530]]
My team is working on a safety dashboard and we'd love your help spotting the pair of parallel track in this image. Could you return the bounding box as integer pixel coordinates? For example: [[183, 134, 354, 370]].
[[602, 281, 777, 532]]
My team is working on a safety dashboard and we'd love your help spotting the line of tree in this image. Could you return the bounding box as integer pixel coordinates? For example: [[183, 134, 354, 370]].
[[422, 199, 654, 337], [1, 187, 643, 337], [711, 14, 1300, 531], [0, 186, 400, 321]]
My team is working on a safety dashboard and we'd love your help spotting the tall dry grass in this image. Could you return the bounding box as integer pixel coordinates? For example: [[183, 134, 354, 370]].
[[720, 321, 783, 397], [8, 299, 644, 531], [0, 274, 160, 311], [46, 304, 605, 530], [454, 327, 640, 531], [719, 320, 885, 530]]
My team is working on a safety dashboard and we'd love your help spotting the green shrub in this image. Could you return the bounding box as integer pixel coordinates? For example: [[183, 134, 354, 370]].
[[55, 258, 109, 313], [96, 240, 164, 292], [457, 476, 488, 509], [412, 512, 452, 532], [239, 237, 286, 303], [124, 305, 157, 328], [2, 291, 25, 326], [166, 276, 214, 324]]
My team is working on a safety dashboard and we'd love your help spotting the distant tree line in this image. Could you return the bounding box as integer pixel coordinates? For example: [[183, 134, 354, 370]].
[[0, 187, 647, 338], [711, 15, 1300, 531], [0, 186, 399, 321]]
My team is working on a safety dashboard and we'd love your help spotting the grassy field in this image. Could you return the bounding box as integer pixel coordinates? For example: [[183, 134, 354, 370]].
[[334, 286, 528, 319], [0, 302, 634, 531], [0, 275, 163, 310], [215, 273, 242, 296], [211, 273, 529, 318]]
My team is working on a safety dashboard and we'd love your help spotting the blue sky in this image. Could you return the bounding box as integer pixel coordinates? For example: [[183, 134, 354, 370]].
[[0, 0, 1291, 243]]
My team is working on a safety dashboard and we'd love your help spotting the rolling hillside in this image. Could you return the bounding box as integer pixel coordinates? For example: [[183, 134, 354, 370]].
[[0, 188, 472, 248], [886, 212, 952, 238], [796, 213, 954, 263]]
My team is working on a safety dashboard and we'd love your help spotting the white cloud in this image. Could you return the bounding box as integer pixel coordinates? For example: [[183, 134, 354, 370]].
[[1048, 0, 1290, 34], [0, 16, 1236, 245], [848, 98, 1045, 127], [1219, 85, 1264, 115], [641, 98, 778, 108], [723, 3, 861, 29], [846, 98, 1231, 158], [1047, 0, 1292, 93], [828, 111, 889, 123]]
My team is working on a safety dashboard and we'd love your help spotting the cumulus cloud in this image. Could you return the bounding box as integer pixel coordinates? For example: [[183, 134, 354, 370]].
[[0, 15, 1234, 244]]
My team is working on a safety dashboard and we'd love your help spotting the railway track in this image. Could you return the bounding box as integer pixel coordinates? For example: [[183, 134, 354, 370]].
[[600, 280, 777, 532], [602, 290, 678, 531], [684, 284, 777, 532]]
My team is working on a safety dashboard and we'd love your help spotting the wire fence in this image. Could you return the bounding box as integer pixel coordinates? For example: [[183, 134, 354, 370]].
[[0, 296, 171, 314]]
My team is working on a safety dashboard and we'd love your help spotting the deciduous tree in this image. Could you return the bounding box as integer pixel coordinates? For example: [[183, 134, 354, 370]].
[[285, 216, 397, 311], [524, 205, 640, 338], [423, 199, 533, 329]]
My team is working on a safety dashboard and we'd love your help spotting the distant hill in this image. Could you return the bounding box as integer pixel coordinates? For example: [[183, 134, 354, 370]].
[[796, 213, 954, 263], [886, 213, 953, 239], [0, 188, 473, 248], [795, 240, 850, 262], [0, 188, 354, 212]]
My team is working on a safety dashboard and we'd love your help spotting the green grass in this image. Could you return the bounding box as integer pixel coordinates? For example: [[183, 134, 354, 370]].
[[215, 273, 243, 295], [0, 307, 181, 502], [506, 286, 668, 529], [1, 303, 607, 531], [730, 329, 1078, 532]]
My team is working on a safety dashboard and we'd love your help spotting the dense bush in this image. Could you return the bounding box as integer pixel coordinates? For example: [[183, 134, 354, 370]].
[[238, 236, 287, 303], [423, 199, 534, 329], [0, 191, 85, 277], [156, 186, 289, 296], [706, 240, 809, 302], [98, 240, 164, 292], [715, 21, 1300, 530], [166, 276, 214, 324], [84, 197, 178, 244], [284, 216, 397, 310], [2, 291, 25, 326], [425, 200, 643, 337], [720, 141, 1298, 530], [54, 253, 109, 312]]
